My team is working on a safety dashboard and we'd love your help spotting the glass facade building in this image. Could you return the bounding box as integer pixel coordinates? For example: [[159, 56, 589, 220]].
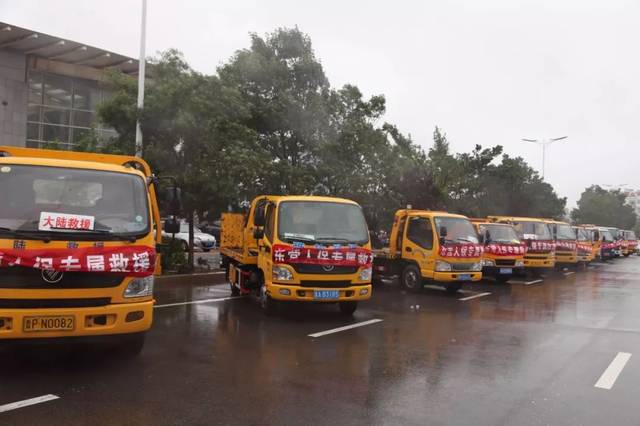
[[26, 70, 117, 149]]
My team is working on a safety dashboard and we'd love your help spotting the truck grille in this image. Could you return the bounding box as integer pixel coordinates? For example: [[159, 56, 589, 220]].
[[0, 298, 111, 309], [451, 263, 476, 272], [300, 280, 352, 288], [0, 267, 124, 289], [495, 259, 516, 266], [292, 264, 358, 275]]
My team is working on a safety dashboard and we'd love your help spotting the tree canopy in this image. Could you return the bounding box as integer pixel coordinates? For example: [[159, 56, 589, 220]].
[[571, 186, 637, 229], [90, 27, 568, 231]]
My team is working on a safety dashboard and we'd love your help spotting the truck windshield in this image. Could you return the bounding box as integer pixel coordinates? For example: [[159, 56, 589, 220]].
[[512, 221, 552, 240], [601, 230, 614, 242], [575, 228, 590, 241], [434, 217, 479, 244], [0, 164, 150, 240], [481, 224, 520, 244], [555, 224, 576, 241], [277, 201, 369, 244]]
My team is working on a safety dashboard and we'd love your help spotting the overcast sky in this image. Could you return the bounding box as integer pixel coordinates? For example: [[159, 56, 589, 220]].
[[2, 0, 638, 207]]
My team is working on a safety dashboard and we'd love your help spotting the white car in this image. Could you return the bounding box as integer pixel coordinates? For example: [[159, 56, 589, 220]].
[[162, 222, 216, 252]]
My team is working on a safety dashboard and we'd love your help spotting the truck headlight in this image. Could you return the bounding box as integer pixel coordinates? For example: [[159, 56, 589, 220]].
[[471, 261, 483, 272], [272, 266, 293, 281], [124, 276, 154, 298], [435, 260, 452, 272], [482, 259, 495, 267], [515, 259, 525, 267], [359, 267, 372, 281]]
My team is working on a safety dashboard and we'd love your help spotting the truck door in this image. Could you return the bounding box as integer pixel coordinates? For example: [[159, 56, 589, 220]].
[[405, 216, 435, 273], [258, 202, 276, 280]]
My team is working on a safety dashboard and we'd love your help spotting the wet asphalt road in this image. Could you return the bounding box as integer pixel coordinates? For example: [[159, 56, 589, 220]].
[[2, 258, 640, 425]]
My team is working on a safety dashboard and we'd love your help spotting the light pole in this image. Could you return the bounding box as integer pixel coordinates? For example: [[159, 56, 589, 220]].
[[135, 0, 147, 158], [522, 136, 568, 179]]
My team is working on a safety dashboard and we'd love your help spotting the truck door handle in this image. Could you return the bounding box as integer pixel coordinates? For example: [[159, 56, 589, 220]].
[[405, 247, 412, 252]]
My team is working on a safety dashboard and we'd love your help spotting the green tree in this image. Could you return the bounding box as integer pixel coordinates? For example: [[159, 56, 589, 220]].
[[571, 185, 637, 228]]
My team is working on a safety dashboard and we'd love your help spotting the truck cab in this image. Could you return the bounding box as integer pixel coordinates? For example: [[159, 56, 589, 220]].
[[598, 227, 616, 260], [373, 210, 482, 293], [573, 225, 595, 263], [472, 221, 525, 282], [620, 230, 637, 257], [488, 216, 555, 272], [0, 146, 168, 354], [547, 220, 578, 269], [220, 195, 372, 315]]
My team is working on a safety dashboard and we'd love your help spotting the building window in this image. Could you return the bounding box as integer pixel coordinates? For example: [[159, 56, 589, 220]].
[[26, 70, 116, 149]]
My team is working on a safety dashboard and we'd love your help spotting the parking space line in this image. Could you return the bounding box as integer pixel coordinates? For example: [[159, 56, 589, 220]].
[[309, 319, 383, 338], [595, 352, 632, 390], [0, 394, 59, 413], [459, 292, 491, 302], [154, 296, 244, 309]]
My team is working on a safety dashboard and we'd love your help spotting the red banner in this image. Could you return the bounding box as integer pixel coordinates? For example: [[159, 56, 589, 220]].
[[577, 243, 592, 255], [438, 243, 484, 258], [555, 241, 577, 251], [484, 243, 527, 256], [601, 242, 616, 250], [272, 244, 373, 267], [527, 240, 555, 253], [0, 246, 156, 277]]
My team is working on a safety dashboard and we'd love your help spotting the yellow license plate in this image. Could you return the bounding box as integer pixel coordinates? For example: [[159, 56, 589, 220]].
[[23, 316, 75, 332]]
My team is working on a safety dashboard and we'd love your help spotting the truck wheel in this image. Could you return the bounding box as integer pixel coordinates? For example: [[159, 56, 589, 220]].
[[445, 283, 462, 293], [339, 301, 358, 316], [229, 282, 240, 296], [260, 286, 278, 315], [401, 264, 422, 292]]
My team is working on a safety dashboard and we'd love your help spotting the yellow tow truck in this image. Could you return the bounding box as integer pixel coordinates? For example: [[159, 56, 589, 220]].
[[546, 220, 578, 269], [372, 209, 483, 293], [220, 195, 373, 315], [0, 146, 177, 354], [488, 216, 555, 273]]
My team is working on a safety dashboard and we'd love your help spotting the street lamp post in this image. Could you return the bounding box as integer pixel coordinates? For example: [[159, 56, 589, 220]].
[[522, 136, 568, 179], [135, 0, 147, 158]]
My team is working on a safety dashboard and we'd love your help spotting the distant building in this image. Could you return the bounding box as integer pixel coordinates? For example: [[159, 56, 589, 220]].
[[0, 22, 141, 149]]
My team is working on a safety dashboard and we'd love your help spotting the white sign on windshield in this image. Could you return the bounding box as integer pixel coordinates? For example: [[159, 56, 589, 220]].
[[38, 212, 95, 231]]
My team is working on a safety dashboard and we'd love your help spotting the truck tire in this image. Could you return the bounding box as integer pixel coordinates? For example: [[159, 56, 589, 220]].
[[260, 285, 278, 316], [401, 264, 422, 292], [229, 282, 240, 296], [339, 301, 358, 315], [445, 283, 462, 293], [495, 275, 510, 284]]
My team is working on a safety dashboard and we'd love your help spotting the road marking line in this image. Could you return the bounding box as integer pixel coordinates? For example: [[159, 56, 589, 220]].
[[154, 296, 243, 309], [563, 271, 575, 276], [595, 352, 632, 390], [309, 319, 383, 338], [0, 394, 59, 413], [525, 279, 543, 285], [459, 292, 491, 301]]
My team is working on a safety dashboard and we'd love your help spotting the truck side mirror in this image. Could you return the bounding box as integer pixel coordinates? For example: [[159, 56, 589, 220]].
[[164, 218, 180, 234], [254, 205, 266, 227], [485, 230, 491, 244], [439, 226, 447, 245], [253, 228, 264, 240], [166, 186, 182, 216]]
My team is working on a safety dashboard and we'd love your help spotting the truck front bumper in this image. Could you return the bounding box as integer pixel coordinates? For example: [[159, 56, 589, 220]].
[[524, 257, 555, 268], [0, 300, 153, 339], [268, 283, 372, 302], [431, 271, 482, 282]]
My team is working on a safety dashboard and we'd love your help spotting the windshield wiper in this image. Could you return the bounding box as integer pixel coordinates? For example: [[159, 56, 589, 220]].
[[315, 237, 350, 243], [456, 237, 476, 243], [0, 227, 138, 243], [283, 236, 316, 244]]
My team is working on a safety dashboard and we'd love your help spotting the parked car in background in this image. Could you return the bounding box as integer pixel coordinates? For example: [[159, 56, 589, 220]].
[[200, 220, 221, 243], [162, 220, 216, 251]]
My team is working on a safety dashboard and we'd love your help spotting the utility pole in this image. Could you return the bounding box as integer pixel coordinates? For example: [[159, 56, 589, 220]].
[[522, 136, 568, 179], [135, 0, 147, 158]]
